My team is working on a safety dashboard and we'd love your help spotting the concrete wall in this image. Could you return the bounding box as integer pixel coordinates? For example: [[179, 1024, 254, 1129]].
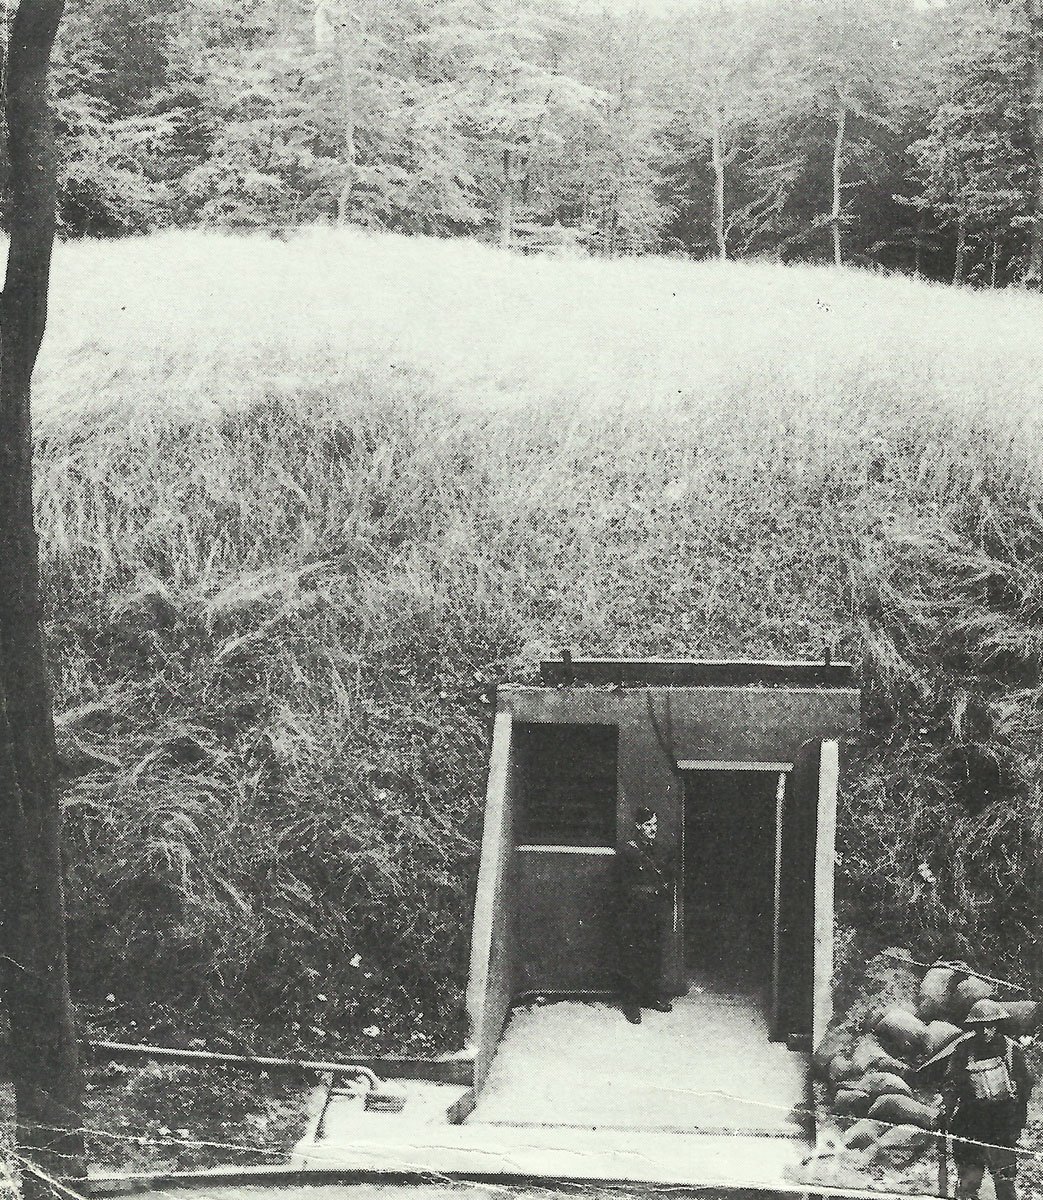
[[465, 710, 518, 1093], [502, 686, 858, 759], [516, 848, 617, 991], [499, 685, 858, 1031]]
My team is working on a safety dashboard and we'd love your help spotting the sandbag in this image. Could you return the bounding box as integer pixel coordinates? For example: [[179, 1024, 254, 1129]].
[[917, 965, 957, 1022], [850, 1035, 907, 1076], [922, 1020, 962, 1058], [857, 1070, 912, 1099], [1002, 1000, 1043, 1037], [813, 1026, 851, 1077], [862, 1055, 912, 1081], [827, 1053, 856, 1086], [875, 1123, 933, 1169], [948, 976, 996, 1023], [874, 1006, 930, 1058], [843, 1118, 886, 1150], [877, 1123, 932, 1151], [868, 1093, 937, 1130], [833, 1088, 873, 1118]]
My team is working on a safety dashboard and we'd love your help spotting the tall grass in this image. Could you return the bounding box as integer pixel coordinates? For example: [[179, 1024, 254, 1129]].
[[32, 229, 1043, 1050]]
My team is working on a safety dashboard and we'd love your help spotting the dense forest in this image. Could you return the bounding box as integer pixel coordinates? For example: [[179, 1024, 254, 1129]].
[[16, 0, 1043, 286]]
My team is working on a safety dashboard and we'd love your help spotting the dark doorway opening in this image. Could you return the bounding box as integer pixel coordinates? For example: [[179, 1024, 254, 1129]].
[[682, 770, 778, 1004]]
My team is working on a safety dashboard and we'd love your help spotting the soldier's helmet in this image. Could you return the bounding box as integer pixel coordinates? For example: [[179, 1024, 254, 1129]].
[[964, 998, 1011, 1026]]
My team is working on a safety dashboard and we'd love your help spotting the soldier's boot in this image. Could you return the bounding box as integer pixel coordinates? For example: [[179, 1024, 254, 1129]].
[[992, 1160, 1018, 1200], [992, 1175, 1017, 1200], [648, 998, 673, 1013], [956, 1163, 984, 1199], [622, 1000, 642, 1024]]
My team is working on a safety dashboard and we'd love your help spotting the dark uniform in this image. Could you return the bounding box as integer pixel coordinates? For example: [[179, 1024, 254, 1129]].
[[942, 1029, 1032, 1200], [617, 832, 673, 1011]]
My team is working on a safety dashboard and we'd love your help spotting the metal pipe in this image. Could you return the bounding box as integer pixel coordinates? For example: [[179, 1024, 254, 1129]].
[[89, 1041, 379, 1085]]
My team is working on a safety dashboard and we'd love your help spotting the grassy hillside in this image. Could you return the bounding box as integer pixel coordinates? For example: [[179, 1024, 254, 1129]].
[[33, 229, 1043, 1052]]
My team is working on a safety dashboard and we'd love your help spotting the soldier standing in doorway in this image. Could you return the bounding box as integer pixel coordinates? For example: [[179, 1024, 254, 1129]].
[[940, 998, 1033, 1200], [618, 806, 674, 1024]]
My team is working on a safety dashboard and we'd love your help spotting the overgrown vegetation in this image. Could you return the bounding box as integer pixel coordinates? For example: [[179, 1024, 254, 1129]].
[[33, 229, 1043, 1050]]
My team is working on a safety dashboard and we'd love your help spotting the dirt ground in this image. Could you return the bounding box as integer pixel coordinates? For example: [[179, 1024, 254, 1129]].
[[1, 1062, 311, 1181]]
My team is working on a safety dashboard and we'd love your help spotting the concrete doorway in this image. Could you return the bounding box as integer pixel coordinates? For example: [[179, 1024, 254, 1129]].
[[680, 767, 783, 1013]]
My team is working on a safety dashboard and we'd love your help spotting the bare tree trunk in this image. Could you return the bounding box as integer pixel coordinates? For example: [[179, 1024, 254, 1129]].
[[0, 1, 86, 1196], [831, 97, 846, 267], [335, 22, 357, 227], [274, 0, 294, 46], [953, 213, 967, 285], [913, 210, 925, 279], [335, 109, 356, 226], [499, 151, 514, 250], [607, 191, 619, 258], [991, 234, 1000, 288], [1025, 0, 1043, 287], [711, 118, 727, 260], [313, 0, 333, 51]]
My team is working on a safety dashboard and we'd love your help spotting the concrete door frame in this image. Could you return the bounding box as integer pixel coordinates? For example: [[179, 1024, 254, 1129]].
[[772, 770, 786, 1034], [813, 739, 840, 1049]]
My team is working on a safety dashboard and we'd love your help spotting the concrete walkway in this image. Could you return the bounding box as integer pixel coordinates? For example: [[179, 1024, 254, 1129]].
[[292, 1123, 805, 1189], [467, 990, 809, 1135], [105, 1132, 942, 1199], [276, 989, 841, 1195], [95, 1181, 945, 1200]]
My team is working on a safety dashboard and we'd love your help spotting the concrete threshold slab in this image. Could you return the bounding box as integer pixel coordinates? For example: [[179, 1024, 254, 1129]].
[[282, 1123, 946, 1199], [88, 1165, 946, 1200], [474, 1119, 804, 1138], [295, 1123, 801, 1187]]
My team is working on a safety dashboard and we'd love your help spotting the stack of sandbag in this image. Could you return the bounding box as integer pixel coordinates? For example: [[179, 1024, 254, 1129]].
[[1002, 999, 1043, 1036], [813, 956, 1042, 1164], [815, 1001, 941, 1160], [914, 960, 1042, 1034]]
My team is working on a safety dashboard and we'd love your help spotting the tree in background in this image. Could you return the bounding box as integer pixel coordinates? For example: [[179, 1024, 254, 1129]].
[[911, 0, 1035, 285], [776, 0, 926, 267], [47, 0, 182, 234], [420, 0, 600, 249], [662, 0, 774, 260], [169, 0, 327, 227], [0, 0, 86, 1193], [313, 0, 374, 224], [551, 6, 668, 255], [8, 0, 1043, 281]]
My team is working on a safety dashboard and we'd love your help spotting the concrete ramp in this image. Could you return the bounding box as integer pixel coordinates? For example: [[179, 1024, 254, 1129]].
[[467, 990, 809, 1136]]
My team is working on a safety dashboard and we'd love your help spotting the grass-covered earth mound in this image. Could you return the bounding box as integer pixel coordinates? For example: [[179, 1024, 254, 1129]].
[[31, 229, 1043, 1054]]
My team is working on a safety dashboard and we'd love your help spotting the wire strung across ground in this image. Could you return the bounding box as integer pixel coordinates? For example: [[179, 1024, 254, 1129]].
[[14, 1090, 1043, 1170]]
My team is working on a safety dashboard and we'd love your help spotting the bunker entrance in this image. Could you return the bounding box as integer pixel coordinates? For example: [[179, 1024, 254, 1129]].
[[682, 769, 779, 1005]]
